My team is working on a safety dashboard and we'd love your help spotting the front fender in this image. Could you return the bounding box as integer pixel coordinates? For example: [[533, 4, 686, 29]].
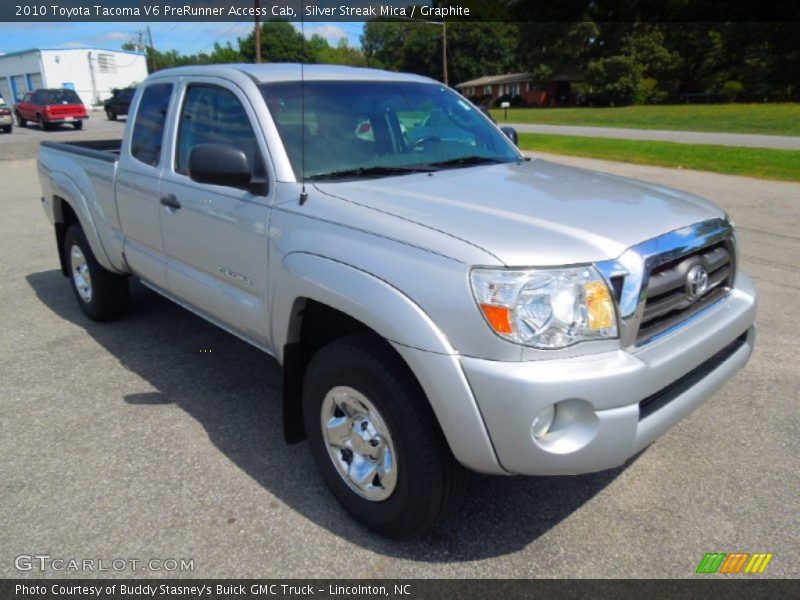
[[272, 252, 505, 474], [273, 252, 455, 358]]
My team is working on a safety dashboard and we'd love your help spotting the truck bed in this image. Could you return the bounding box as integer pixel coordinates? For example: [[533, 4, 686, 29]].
[[40, 139, 121, 162]]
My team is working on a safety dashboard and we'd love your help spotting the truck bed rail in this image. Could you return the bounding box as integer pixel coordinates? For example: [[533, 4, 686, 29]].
[[40, 139, 121, 163]]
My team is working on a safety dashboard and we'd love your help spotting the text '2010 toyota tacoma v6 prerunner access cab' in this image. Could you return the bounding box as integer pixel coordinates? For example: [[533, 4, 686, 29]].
[[38, 64, 757, 537]]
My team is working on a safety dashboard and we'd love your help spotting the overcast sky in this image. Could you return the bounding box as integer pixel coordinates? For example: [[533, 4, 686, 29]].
[[0, 21, 364, 56]]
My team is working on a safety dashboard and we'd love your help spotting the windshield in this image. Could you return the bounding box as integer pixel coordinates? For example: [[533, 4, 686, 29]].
[[40, 89, 82, 105], [260, 81, 519, 180]]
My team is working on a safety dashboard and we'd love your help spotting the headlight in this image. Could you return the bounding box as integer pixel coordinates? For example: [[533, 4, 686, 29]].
[[470, 266, 618, 349]]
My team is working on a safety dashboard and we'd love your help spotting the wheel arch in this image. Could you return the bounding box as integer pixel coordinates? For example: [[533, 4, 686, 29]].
[[49, 172, 118, 273], [272, 252, 503, 476], [53, 197, 79, 276], [274, 252, 456, 445]]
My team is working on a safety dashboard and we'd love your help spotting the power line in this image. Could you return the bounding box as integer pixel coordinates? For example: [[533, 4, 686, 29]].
[[194, 21, 246, 55], [175, 22, 223, 55], [156, 22, 180, 38]]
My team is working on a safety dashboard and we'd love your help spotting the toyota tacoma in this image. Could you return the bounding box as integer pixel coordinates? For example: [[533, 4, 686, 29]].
[[37, 64, 757, 536]]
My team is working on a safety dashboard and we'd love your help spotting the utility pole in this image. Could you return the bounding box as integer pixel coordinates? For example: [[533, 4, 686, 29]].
[[254, 0, 261, 63], [146, 25, 156, 72], [442, 21, 448, 86]]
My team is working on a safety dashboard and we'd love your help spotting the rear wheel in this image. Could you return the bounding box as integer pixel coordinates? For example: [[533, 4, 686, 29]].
[[1, 125, 10, 133], [15, 112, 26, 127], [37, 114, 50, 131], [63, 224, 128, 321], [106, 108, 116, 121], [302, 333, 467, 537], [73, 120, 83, 130]]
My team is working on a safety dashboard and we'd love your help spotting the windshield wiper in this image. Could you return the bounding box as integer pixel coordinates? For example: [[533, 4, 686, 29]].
[[307, 165, 435, 180], [425, 156, 508, 169]]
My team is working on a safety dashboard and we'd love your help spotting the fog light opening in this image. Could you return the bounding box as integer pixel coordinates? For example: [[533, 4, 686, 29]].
[[531, 405, 556, 440]]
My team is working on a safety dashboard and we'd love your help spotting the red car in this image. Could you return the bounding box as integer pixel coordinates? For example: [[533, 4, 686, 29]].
[[14, 88, 88, 130]]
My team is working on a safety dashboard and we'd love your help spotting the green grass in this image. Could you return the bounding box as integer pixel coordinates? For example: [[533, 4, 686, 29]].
[[492, 104, 800, 136], [518, 133, 800, 182]]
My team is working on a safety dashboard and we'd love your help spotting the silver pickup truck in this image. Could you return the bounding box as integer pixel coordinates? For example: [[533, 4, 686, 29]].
[[38, 64, 757, 537]]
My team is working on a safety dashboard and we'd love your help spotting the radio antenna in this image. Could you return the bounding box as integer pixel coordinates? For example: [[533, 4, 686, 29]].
[[299, 0, 309, 205]]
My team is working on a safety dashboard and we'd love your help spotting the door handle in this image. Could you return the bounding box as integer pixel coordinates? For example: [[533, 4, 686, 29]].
[[160, 194, 181, 210]]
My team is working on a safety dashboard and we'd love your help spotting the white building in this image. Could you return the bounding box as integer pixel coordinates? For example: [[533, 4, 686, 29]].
[[0, 48, 148, 106]]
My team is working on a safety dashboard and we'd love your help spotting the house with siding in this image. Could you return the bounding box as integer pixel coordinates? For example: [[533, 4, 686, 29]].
[[456, 72, 583, 107]]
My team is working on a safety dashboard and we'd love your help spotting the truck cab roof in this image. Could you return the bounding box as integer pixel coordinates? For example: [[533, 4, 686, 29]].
[[145, 63, 437, 85]]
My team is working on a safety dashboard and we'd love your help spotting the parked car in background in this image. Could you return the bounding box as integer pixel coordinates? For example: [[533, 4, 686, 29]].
[[15, 88, 88, 130], [0, 98, 12, 133], [104, 87, 135, 121]]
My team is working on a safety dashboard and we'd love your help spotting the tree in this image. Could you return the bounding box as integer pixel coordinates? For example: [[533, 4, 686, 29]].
[[361, 22, 412, 70], [314, 37, 368, 67], [585, 55, 643, 106], [515, 21, 600, 85], [447, 22, 519, 83], [238, 21, 309, 63], [361, 21, 517, 83]]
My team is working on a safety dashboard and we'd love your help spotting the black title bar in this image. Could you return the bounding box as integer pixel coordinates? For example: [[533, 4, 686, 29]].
[[2, 1, 800, 22], [2, 579, 799, 600]]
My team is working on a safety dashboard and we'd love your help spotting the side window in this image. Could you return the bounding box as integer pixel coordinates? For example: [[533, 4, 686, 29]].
[[131, 83, 172, 167], [175, 85, 261, 178], [22, 93, 31, 103]]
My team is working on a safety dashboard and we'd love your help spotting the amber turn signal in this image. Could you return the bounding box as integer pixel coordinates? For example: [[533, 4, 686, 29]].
[[479, 304, 513, 334], [585, 281, 615, 330]]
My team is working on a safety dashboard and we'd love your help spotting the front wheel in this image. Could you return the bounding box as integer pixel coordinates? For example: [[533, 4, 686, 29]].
[[302, 333, 467, 537], [63, 224, 129, 321], [15, 112, 26, 127]]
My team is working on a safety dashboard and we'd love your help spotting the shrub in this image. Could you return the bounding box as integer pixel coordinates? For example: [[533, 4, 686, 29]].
[[637, 77, 669, 104], [720, 80, 745, 102]]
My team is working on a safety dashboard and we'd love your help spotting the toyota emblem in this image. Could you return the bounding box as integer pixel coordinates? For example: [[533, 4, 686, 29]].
[[686, 265, 709, 300]]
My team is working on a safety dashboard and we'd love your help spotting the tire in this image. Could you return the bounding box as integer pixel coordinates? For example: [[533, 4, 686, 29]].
[[15, 112, 26, 127], [63, 224, 129, 321], [37, 114, 50, 131], [302, 333, 467, 537], [1, 125, 10, 133], [73, 120, 83, 130], [106, 108, 116, 121]]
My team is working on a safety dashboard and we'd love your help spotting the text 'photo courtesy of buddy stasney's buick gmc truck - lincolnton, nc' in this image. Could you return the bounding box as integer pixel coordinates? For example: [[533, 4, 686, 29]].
[[37, 64, 757, 537]]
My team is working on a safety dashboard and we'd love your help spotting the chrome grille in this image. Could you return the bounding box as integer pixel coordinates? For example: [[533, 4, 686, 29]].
[[636, 239, 735, 343], [596, 218, 736, 348]]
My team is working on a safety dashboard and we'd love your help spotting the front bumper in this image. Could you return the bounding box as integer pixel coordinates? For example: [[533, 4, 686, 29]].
[[459, 272, 757, 475]]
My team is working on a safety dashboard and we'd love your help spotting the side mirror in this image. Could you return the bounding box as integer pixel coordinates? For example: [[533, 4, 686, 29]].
[[500, 126, 519, 146], [188, 143, 251, 188]]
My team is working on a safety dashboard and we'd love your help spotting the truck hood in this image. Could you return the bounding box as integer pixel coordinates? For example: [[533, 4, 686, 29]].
[[314, 158, 725, 266]]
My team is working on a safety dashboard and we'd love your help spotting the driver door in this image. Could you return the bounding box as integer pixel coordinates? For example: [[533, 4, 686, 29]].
[[158, 80, 273, 346]]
